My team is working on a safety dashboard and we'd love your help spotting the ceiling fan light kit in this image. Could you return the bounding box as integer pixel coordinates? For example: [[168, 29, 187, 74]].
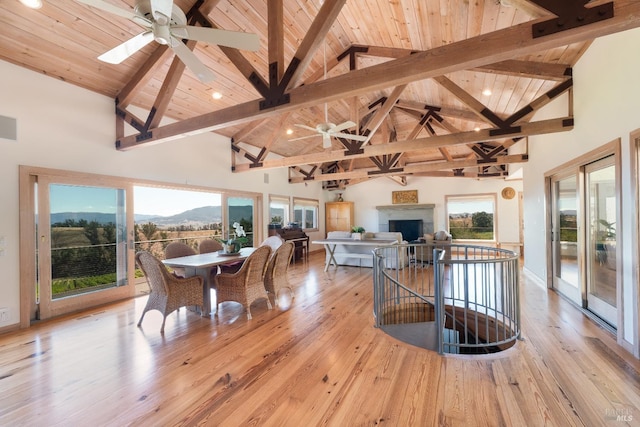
[[75, 0, 259, 83]]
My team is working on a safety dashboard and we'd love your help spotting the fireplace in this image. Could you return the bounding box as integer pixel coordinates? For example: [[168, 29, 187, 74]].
[[375, 203, 435, 240], [389, 219, 423, 242]]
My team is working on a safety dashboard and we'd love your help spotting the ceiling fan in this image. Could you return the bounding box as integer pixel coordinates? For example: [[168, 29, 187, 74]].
[[289, 42, 367, 148], [75, 0, 260, 83]]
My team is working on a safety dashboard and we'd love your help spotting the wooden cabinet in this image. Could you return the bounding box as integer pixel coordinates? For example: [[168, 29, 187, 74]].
[[325, 202, 354, 233]]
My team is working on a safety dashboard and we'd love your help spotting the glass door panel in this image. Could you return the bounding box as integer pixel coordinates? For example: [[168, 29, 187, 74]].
[[37, 179, 131, 319], [551, 175, 580, 302], [585, 156, 617, 326], [227, 196, 255, 247]]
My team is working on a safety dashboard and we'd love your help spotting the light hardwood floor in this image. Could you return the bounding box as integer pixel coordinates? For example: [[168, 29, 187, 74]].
[[1, 252, 639, 426]]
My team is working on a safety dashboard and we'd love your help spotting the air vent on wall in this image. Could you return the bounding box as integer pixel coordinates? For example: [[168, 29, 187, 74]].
[[0, 115, 17, 141]]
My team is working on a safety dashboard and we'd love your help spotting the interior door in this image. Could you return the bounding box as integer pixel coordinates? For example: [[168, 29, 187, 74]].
[[550, 174, 581, 303], [585, 156, 618, 326], [37, 178, 132, 319]]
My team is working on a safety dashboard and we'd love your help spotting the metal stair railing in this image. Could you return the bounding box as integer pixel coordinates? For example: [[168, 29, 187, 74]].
[[373, 243, 520, 355]]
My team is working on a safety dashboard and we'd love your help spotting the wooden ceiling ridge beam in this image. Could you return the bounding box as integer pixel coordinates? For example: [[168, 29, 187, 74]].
[[289, 153, 529, 182], [234, 116, 572, 172], [116, 0, 640, 150]]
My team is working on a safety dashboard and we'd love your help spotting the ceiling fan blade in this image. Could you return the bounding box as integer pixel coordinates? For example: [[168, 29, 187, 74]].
[[288, 134, 320, 142], [98, 31, 154, 64], [75, 0, 143, 23], [178, 26, 260, 51], [150, 0, 174, 25], [294, 124, 319, 132], [331, 121, 356, 133], [170, 38, 216, 82], [332, 132, 368, 142], [322, 134, 332, 148]]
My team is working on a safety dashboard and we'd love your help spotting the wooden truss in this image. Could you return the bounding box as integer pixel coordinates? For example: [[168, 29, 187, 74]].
[[111, 0, 638, 184]]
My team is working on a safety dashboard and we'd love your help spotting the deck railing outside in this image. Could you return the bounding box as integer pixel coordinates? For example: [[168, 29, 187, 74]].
[[373, 243, 520, 354]]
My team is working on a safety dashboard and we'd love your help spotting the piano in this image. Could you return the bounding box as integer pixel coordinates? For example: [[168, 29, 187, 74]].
[[269, 224, 309, 262]]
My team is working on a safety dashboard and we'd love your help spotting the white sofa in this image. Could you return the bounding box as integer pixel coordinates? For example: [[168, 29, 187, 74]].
[[325, 231, 408, 269]]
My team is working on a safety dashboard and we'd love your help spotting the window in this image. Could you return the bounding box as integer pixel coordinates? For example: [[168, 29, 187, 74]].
[[269, 195, 290, 225], [293, 197, 319, 230], [446, 194, 496, 241]]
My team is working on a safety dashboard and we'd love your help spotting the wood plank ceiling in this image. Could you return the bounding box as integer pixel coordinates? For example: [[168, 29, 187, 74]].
[[1, 0, 638, 188]]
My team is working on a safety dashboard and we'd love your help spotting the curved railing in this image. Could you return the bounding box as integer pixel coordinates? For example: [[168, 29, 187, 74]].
[[373, 243, 520, 355]]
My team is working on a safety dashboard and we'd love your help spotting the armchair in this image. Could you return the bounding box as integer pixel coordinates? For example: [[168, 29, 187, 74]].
[[415, 230, 452, 263], [135, 251, 204, 333]]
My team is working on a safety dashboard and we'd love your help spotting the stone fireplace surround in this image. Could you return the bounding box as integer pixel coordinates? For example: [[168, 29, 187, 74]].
[[376, 204, 435, 241]]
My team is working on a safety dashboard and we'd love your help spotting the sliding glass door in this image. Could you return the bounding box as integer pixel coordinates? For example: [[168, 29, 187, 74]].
[[551, 174, 580, 303], [36, 177, 133, 319], [585, 156, 618, 326]]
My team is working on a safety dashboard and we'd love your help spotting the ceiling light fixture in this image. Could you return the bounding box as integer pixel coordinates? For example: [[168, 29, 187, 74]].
[[286, 129, 293, 135], [211, 92, 222, 100], [19, 0, 43, 9], [482, 89, 492, 96]]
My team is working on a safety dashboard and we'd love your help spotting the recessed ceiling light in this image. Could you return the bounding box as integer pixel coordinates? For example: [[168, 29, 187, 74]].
[[286, 128, 293, 135], [211, 92, 222, 100], [482, 89, 492, 96], [474, 126, 481, 132], [19, 0, 42, 8]]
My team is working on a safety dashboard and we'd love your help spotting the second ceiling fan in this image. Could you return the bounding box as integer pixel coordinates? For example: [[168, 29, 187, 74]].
[[289, 42, 367, 148]]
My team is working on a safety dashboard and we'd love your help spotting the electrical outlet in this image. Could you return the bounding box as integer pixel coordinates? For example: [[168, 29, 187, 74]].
[[0, 308, 9, 323]]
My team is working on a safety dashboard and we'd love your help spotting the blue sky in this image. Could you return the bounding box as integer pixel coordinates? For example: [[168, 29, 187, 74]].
[[49, 184, 222, 217]]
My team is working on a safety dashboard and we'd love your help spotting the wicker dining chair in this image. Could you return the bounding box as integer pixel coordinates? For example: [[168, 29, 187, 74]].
[[135, 251, 204, 333], [200, 238, 244, 274], [214, 245, 272, 320], [199, 239, 223, 254], [260, 235, 284, 252], [164, 241, 197, 277], [264, 241, 295, 305]]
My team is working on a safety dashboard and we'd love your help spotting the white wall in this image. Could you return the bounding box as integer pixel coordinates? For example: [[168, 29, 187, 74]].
[[524, 26, 640, 347], [0, 60, 325, 328], [332, 176, 522, 243]]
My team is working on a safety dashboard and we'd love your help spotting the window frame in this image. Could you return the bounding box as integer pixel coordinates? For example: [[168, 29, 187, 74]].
[[445, 193, 497, 242], [292, 197, 319, 231], [269, 194, 290, 226]]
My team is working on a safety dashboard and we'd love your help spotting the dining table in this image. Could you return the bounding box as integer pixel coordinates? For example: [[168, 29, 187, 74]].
[[162, 247, 256, 316]]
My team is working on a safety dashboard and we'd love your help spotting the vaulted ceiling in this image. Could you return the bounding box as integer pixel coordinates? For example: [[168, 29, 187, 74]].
[[2, 0, 640, 188]]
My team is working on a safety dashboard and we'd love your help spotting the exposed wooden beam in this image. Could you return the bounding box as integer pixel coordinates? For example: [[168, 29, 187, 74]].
[[475, 60, 572, 81], [288, 154, 528, 182], [233, 117, 572, 171], [267, 0, 285, 82], [116, 0, 640, 150], [284, 0, 347, 90], [149, 39, 197, 129]]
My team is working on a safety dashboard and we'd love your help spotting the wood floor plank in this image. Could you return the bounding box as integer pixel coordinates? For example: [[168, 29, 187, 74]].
[[1, 252, 640, 426]]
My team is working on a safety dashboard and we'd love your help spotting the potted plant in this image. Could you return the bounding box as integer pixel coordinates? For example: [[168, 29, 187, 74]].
[[217, 222, 246, 254], [351, 226, 365, 240]]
